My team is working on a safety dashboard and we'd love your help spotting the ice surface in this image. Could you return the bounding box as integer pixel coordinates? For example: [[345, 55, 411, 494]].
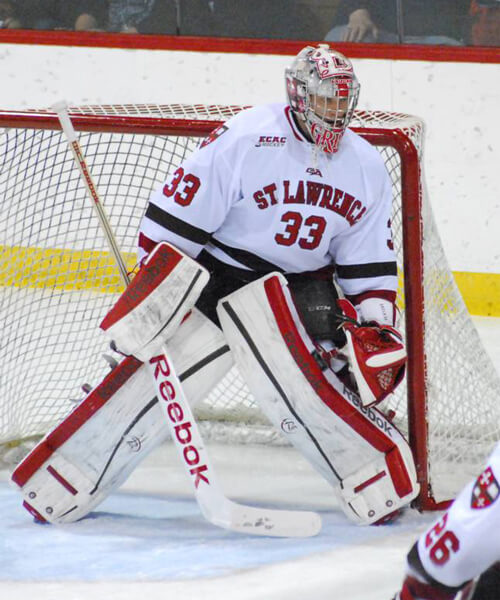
[[1, 317, 499, 599]]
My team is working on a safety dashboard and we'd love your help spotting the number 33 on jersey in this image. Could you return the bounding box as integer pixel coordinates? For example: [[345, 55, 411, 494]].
[[140, 102, 397, 300]]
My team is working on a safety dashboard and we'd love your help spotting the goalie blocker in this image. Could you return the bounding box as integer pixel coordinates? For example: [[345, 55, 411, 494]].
[[217, 273, 419, 525]]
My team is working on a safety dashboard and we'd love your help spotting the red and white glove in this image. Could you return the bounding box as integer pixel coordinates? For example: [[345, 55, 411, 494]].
[[337, 298, 407, 407]]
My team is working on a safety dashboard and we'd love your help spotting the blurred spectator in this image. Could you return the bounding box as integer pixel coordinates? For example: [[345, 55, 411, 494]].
[[0, 1, 21, 28], [19, 1, 106, 30], [106, 0, 326, 39], [107, 0, 176, 34], [470, 0, 500, 46], [325, 0, 471, 45], [177, 0, 323, 39], [9, 0, 495, 47]]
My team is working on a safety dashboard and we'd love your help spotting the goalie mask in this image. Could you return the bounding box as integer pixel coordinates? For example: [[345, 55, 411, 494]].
[[286, 44, 360, 154]]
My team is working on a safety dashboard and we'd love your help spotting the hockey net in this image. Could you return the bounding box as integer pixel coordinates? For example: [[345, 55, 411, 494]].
[[0, 104, 498, 509]]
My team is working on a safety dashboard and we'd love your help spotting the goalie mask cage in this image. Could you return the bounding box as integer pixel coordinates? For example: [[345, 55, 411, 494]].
[[0, 104, 498, 511]]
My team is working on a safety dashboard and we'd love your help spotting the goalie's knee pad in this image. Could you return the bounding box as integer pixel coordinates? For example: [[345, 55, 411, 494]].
[[11, 309, 232, 524], [217, 273, 419, 525], [286, 274, 346, 348]]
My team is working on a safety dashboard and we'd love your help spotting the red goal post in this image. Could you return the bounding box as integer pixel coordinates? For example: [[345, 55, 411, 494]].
[[0, 104, 498, 512]]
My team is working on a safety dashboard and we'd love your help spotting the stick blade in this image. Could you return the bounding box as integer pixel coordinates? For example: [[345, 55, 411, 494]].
[[224, 500, 322, 537]]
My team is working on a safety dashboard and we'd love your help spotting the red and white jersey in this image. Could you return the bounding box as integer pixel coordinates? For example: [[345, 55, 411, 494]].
[[414, 442, 500, 588], [139, 103, 397, 300]]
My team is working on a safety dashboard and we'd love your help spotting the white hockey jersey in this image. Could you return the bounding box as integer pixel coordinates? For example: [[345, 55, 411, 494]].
[[414, 442, 500, 589], [139, 103, 397, 300]]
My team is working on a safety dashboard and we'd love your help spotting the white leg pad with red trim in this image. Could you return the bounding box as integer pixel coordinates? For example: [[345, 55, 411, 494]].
[[217, 273, 419, 525], [11, 309, 232, 524]]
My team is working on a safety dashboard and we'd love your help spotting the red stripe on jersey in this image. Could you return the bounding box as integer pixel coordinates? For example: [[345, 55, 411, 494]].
[[263, 275, 413, 498], [11, 356, 142, 487], [100, 242, 182, 331]]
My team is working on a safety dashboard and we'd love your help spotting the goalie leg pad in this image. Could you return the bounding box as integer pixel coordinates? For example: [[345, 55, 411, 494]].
[[217, 273, 419, 525], [12, 309, 232, 524]]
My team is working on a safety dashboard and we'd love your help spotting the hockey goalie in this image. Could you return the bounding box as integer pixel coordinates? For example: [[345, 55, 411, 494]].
[[12, 43, 419, 531]]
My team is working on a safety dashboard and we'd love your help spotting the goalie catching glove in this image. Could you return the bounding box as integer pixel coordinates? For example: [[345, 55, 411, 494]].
[[337, 298, 407, 407]]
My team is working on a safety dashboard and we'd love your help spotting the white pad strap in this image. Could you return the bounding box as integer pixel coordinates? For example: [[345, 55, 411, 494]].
[[217, 273, 418, 525], [100, 242, 209, 361]]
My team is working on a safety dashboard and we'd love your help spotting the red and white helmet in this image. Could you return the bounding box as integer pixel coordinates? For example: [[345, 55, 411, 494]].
[[286, 44, 360, 154]]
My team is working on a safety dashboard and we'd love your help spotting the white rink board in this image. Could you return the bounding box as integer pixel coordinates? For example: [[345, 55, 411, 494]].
[[0, 43, 498, 273]]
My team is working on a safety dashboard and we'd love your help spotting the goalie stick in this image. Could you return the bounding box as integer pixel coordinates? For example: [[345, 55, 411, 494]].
[[53, 101, 321, 537]]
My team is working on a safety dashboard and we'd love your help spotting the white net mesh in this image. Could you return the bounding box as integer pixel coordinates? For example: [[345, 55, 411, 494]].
[[1, 104, 499, 505]]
